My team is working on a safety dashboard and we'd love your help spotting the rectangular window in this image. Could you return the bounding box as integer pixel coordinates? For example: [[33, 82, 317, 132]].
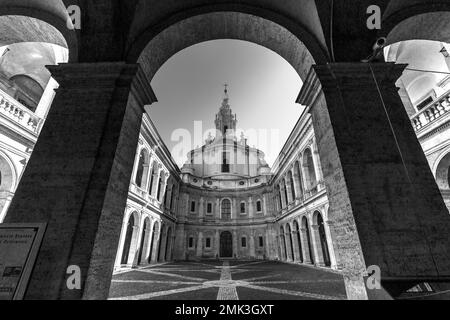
[[206, 238, 211, 249], [241, 237, 247, 248], [240, 202, 246, 214], [259, 236, 264, 247], [188, 237, 194, 248], [222, 152, 230, 173], [190, 201, 196, 212], [207, 203, 213, 214], [256, 200, 262, 212]]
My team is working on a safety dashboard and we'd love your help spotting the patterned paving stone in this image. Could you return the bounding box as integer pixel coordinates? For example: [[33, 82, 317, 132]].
[[108, 260, 347, 300]]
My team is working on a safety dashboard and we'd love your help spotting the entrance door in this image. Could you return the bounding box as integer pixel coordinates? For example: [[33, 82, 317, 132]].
[[220, 231, 233, 258]]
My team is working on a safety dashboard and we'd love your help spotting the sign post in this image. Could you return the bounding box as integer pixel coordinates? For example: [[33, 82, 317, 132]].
[[0, 223, 47, 300]]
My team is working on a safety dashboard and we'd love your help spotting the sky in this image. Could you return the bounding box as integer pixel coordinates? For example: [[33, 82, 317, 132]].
[[147, 39, 304, 168]]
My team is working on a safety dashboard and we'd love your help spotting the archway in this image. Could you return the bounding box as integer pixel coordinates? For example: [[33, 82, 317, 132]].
[[293, 220, 303, 263], [165, 227, 172, 261], [121, 213, 137, 265], [286, 224, 295, 261], [220, 231, 233, 258], [279, 226, 287, 261], [0, 152, 15, 222], [135, 149, 150, 189], [137, 218, 151, 265], [314, 212, 331, 267], [302, 216, 314, 264], [302, 149, 317, 191], [148, 221, 159, 263]]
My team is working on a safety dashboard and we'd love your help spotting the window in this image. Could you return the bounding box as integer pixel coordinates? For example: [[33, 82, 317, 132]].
[[259, 236, 264, 247], [188, 237, 194, 248], [205, 238, 211, 249], [240, 202, 246, 214], [207, 202, 213, 214], [191, 201, 196, 212], [256, 200, 262, 212], [221, 199, 231, 220], [222, 152, 230, 173], [241, 237, 247, 248]]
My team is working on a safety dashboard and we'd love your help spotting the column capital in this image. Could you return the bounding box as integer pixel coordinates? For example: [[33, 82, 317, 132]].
[[47, 62, 157, 107]]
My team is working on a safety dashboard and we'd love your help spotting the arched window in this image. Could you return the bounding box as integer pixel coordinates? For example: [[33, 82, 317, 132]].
[[149, 162, 159, 195], [221, 199, 231, 220], [288, 171, 296, 200], [156, 177, 163, 200], [303, 149, 317, 190], [135, 149, 149, 188]]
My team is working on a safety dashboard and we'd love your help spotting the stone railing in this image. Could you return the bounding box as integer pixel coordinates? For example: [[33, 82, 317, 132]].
[[411, 91, 450, 132], [0, 89, 42, 135]]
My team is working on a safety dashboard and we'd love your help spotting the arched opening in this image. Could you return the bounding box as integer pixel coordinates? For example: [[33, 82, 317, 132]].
[[220, 231, 233, 258], [165, 227, 172, 261], [302, 216, 314, 264], [149, 162, 159, 196], [303, 149, 317, 192], [135, 149, 150, 189], [137, 218, 151, 265], [0, 152, 15, 222], [294, 160, 304, 198], [435, 151, 450, 210], [286, 223, 295, 261], [148, 221, 159, 263], [293, 220, 303, 263], [157, 225, 166, 262], [280, 226, 287, 261], [121, 213, 137, 265], [314, 212, 331, 267]]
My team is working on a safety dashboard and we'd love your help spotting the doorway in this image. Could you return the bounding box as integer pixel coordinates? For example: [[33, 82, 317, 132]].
[[220, 231, 233, 258]]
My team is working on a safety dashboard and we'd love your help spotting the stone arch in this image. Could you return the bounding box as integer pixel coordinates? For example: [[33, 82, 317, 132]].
[[302, 148, 317, 191], [0, 1, 78, 61], [313, 211, 331, 267], [157, 224, 166, 262], [293, 160, 304, 198], [128, 8, 328, 82], [383, 3, 450, 46], [301, 216, 314, 264], [135, 148, 150, 189], [120, 211, 140, 265], [435, 151, 450, 190], [0, 151, 16, 222]]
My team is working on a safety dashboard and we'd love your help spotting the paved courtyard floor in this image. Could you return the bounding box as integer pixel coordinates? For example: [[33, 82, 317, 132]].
[[109, 260, 347, 300]]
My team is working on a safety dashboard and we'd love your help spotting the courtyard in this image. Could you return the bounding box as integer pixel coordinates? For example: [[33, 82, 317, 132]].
[[109, 260, 347, 300]]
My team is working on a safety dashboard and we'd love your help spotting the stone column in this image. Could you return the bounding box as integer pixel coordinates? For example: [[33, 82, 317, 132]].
[[150, 225, 161, 263], [285, 177, 294, 204], [298, 62, 450, 299], [158, 226, 167, 262], [291, 230, 301, 262], [215, 230, 220, 258], [310, 225, 325, 267], [299, 228, 312, 264], [249, 231, 256, 259], [172, 223, 186, 261], [199, 197, 204, 221], [4, 62, 156, 300], [262, 194, 268, 216], [248, 197, 254, 219], [284, 232, 293, 262], [196, 231, 203, 258], [232, 230, 238, 258], [279, 184, 287, 209]]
